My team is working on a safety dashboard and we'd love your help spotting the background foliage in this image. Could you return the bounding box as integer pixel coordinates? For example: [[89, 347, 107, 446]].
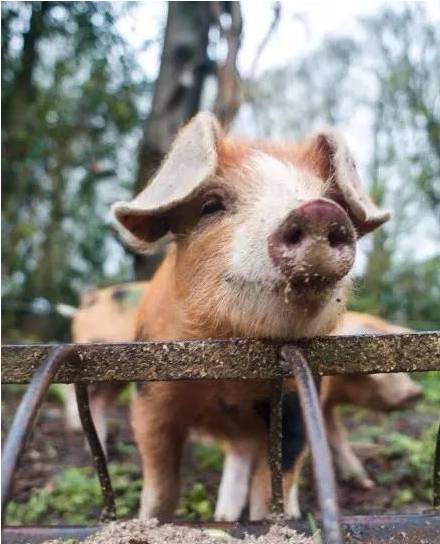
[[2, 2, 153, 340], [2, 2, 439, 340]]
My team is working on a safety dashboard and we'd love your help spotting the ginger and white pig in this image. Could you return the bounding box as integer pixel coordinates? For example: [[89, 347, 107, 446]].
[[61, 286, 421, 495], [60, 282, 145, 449], [324, 311, 422, 489], [111, 112, 390, 521], [61, 282, 422, 492]]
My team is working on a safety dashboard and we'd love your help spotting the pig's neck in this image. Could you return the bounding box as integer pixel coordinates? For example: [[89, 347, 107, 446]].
[[136, 250, 233, 341]]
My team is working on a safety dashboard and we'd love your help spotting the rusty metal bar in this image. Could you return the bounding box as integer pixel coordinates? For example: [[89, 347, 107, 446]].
[[268, 378, 284, 517], [3, 514, 440, 543], [282, 346, 342, 544], [1, 346, 78, 521], [434, 421, 440, 508], [2, 332, 439, 384], [74, 383, 117, 522]]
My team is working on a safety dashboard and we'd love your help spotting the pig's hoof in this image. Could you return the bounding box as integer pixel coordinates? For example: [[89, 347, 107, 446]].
[[214, 512, 240, 522], [284, 484, 301, 519]]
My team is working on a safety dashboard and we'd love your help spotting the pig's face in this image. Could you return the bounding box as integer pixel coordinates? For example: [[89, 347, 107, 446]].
[[328, 373, 423, 411], [71, 285, 143, 343], [364, 373, 423, 411], [113, 113, 389, 340]]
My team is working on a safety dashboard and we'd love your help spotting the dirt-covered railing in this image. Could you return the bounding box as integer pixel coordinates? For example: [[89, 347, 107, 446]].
[[1, 332, 440, 544]]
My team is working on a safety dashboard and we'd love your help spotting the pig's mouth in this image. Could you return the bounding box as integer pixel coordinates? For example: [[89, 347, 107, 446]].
[[224, 272, 342, 298]]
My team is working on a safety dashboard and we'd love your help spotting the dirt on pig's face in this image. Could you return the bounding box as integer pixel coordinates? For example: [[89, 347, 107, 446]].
[[113, 113, 389, 340]]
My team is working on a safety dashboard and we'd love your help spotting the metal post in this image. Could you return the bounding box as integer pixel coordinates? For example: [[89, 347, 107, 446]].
[[282, 346, 343, 544], [269, 378, 284, 517], [74, 383, 116, 521]]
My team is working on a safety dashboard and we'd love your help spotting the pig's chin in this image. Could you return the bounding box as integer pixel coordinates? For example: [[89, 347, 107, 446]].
[[225, 271, 345, 302], [222, 273, 350, 340]]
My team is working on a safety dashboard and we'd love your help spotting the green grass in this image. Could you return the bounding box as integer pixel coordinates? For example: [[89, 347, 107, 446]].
[[383, 423, 437, 504], [415, 371, 440, 404], [5, 445, 223, 524], [192, 441, 224, 472], [6, 463, 142, 525], [178, 482, 214, 521]]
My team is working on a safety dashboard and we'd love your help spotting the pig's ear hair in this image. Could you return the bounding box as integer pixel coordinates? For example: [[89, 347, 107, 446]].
[[306, 128, 390, 237], [112, 112, 222, 253]]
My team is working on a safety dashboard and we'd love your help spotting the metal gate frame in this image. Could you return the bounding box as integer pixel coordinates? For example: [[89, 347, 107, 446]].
[[1, 332, 440, 543]]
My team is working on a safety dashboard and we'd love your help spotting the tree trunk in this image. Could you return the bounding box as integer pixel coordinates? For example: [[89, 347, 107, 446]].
[[134, 2, 214, 279]]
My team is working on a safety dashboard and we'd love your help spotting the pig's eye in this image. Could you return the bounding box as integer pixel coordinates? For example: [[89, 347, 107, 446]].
[[200, 197, 225, 216]]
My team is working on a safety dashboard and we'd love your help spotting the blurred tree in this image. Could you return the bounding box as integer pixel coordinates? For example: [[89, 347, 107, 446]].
[[246, 35, 359, 137], [133, 1, 243, 279], [246, 3, 439, 328], [2, 1, 152, 340], [355, 5, 440, 327]]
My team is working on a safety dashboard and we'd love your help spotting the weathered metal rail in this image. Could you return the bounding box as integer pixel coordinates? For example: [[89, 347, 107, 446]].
[[1, 332, 440, 544], [2, 332, 439, 383]]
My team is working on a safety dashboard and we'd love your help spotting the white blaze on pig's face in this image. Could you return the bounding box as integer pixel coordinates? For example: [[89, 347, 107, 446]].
[[112, 112, 390, 340], [229, 152, 325, 286]]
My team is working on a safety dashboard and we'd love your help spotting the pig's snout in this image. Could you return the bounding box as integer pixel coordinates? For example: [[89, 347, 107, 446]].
[[388, 384, 423, 410], [268, 199, 356, 285], [401, 386, 423, 407]]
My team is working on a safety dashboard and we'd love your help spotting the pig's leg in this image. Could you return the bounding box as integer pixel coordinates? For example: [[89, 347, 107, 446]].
[[324, 404, 374, 489], [88, 384, 125, 454], [215, 441, 255, 522], [282, 451, 305, 519], [249, 456, 271, 520], [132, 392, 187, 521], [249, 456, 303, 520], [63, 384, 82, 431]]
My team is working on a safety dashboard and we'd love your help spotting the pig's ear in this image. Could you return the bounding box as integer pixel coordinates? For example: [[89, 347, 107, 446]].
[[55, 303, 78, 319], [305, 128, 390, 237], [112, 112, 222, 253]]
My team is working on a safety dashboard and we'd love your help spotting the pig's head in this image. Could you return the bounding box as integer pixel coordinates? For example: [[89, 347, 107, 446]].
[[113, 113, 389, 340], [327, 373, 423, 411]]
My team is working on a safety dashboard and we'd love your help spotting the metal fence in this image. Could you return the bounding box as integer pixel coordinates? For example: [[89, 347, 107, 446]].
[[1, 332, 440, 544]]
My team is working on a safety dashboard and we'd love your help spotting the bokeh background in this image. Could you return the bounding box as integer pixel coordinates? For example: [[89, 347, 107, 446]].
[[2, 0, 439, 527]]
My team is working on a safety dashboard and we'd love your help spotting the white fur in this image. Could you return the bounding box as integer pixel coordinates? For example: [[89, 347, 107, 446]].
[[139, 483, 160, 520], [249, 476, 270, 521], [63, 384, 82, 431], [215, 447, 253, 521], [285, 482, 300, 519], [229, 153, 324, 287]]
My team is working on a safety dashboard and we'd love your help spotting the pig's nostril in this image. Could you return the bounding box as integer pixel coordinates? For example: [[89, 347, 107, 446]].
[[284, 226, 303, 246], [328, 225, 352, 247]]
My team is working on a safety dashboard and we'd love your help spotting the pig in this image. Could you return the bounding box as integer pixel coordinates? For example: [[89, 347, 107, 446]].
[[61, 280, 420, 489], [60, 282, 146, 449], [323, 311, 423, 489], [111, 112, 389, 521], [61, 279, 422, 513]]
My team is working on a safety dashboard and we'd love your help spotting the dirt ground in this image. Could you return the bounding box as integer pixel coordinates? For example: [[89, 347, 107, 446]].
[[2, 384, 437, 525]]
